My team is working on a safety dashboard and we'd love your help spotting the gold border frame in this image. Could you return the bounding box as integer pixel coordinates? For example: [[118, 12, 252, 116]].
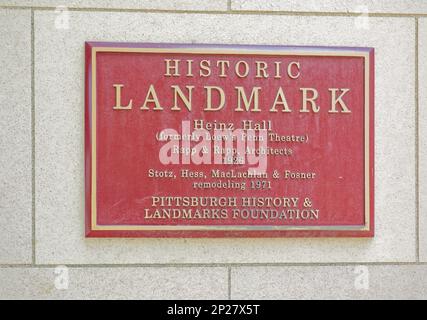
[[90, 47, 371, 232]]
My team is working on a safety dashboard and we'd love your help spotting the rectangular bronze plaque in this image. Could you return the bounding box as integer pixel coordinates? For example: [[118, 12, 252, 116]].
[[85, 42, 374, 237]]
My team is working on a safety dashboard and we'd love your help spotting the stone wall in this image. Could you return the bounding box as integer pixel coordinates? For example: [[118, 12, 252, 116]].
[[0, 0, 426, 299]]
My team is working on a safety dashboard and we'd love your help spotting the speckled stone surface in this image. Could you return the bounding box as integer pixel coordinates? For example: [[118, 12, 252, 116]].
[[232, 0, 427, 14], [34, 11, 416, 264], [0, 267, 228, 299], [0, 9, 32, 264], [231, 265, 427, 299], [419, 18, 427, 262], [0, 0, 227, 10]]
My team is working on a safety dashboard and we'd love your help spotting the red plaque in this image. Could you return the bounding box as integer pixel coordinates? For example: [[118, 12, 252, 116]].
[[85, 42, 374, 237]]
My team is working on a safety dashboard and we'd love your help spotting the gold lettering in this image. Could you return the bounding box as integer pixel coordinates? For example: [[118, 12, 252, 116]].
[[270, 87, 291, 113], [255, 61, 269, 78], [204, 86, 225, 111], [186, 60, 193, 77], [216, 60, 230, 77], [235, 61, 249, 78], [328, 88, 351, 113], [200, 60, 211, 77], [274, 62, 281, 79], [235, 87, 261, 112], [141, 85, 163, 110], [164, 59, 180, 77], [300, 88, 320, 113], [287, 62, 300, 79], [171, 85, 194, 111], [112, 84, 132, 110]]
